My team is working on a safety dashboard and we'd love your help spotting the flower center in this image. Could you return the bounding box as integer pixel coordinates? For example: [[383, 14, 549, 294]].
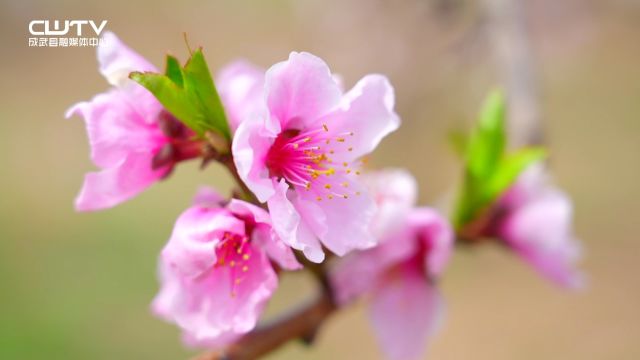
[[214, 231, 253, 297], [265, 124, 363, 201]]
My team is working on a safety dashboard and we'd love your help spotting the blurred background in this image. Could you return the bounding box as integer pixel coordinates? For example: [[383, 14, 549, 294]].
[[1, 0, 639, 359]]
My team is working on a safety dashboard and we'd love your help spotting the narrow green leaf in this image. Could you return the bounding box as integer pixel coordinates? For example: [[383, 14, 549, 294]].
[[466, 90, 506, 178], [130, 71, 200, 132], [182, 49, 230, 139], [165, 55, 184, 87], [129, 49, 231, 143]]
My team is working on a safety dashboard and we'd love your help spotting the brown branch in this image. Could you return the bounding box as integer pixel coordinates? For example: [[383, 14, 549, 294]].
[[193, 292, 337, 360], [484, 0, 543, 147]]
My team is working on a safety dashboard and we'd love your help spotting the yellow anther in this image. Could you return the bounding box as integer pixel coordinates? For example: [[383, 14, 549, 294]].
[[346, 169, 351, 174], [242, 254, 250, 261], [327, 194, 334, 199], [324, 184, 331, 189], [293, 143, 299, 149], [342, 162, 348, 167], [355, 171, 361, 175], [303, 137, 311, 142], [316, 196, 322, 201], [305, 182, 311, 190], [341, 182, 349, 187], [322, 124, 329, 132], [337, 137, 345, 142]]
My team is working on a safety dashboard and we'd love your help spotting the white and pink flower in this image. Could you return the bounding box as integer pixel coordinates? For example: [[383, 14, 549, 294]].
[[332, 170, 453, 360], [152, 188, 301, 347], [233, 52, 400, 262], [332, 207, 453, 360]]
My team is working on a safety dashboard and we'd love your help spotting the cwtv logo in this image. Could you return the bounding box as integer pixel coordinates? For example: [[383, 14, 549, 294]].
[[28, 20, 109, 48]]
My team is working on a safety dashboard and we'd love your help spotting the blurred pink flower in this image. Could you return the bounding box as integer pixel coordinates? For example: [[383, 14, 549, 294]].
[[152, 188, 301, 348], [66, 32, 189, 211], [496, 164, 585, 288], [332, 206, 453, 360], [216, 60, 265, 132], [232, 52, 400, 262], [362, 168, 418, 238]]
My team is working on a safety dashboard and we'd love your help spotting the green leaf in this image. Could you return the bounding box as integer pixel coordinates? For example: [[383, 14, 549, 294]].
[[466, 90, 506, 178], [165, 55, 183, 87], [130, 49, 231, 143]]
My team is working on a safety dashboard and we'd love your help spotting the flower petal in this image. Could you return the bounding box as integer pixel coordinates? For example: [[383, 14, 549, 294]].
[[264, 52, 342, 132], [369, 268, 444, 360], [363, 169, 418, 238], [216, 60, 265, 132], [66, 89, 164, 169], [303, 176, 377, 256], [161, 207, 245, 277], [408, 208, 454, 278], [321, 74, 399, 161], [153, 244, 278, 348], [502, 189, 585, 288], [74, 152, 168, 211], [98, 31, 157, 87], [232, 117, 276, 202], [267, 180, 325, 263], [192, 186, 225, 208]]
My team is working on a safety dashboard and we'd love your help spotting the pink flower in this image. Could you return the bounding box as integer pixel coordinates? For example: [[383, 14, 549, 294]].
[[66, 32, 193, 211], [363, 168, 418, 238], [496, 164, 584, 288], [152, 188, 301, 348], [216, 60, 265, 132], [332, 207, 453, 360], [232, 52, 400, 262]]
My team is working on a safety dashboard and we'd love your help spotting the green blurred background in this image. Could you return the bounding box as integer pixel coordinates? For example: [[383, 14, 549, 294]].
[[1, 0, 639, 359]]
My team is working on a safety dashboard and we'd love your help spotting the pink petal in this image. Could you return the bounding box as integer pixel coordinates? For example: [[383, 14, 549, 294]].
[[153, 244, 278, 348], [264, 52, 342, 133], [161, 207, 245, 277], [232, 117, 276, 202], [74, 152, 168, 211], [302, 176, 377, 256], [267, 180, 325, 263], [216, 60, 265, 132], [192, 186, 225, 208], [369, 268, 444, 360], [408, 208, 454, 278], [66, 89, 164, 169], [363, 169, 418, 238], [227, 198, 302, 270], [502, 189, 584, 288], [320, 74, 399, 162], [98, 31, 157, 87]]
